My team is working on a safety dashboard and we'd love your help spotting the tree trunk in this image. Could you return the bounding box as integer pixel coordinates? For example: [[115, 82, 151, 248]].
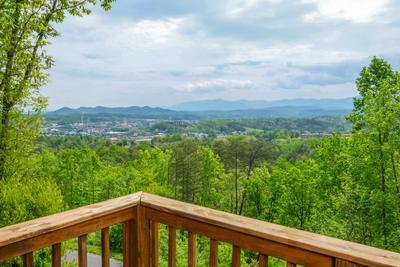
[[391, 152, 399, 194], [378, 132, 387, 247], [0, 0, 22, 180], [234, 151, 238, 214]]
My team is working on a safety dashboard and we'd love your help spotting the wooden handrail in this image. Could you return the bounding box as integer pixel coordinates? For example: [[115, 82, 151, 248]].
[[141, 193, 400, 267], [0, 192, 141, 262], [0, 192, 399, 267]]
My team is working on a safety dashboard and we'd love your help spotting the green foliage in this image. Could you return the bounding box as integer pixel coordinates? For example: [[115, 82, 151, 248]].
[[0, 177, 63, 226], [55, 148, 101, 208], [0, 1, 116, 264], [346, 57, 400, 247], [0, 177, 64, 266], [0, 0, 114, 181], [242, 165, 273, 220], [168, 139, 224, 206], [129, 147, 170, 195]]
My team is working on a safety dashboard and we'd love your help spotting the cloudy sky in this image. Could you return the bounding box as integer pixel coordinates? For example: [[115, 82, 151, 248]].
[[44, 0, 400, 109]]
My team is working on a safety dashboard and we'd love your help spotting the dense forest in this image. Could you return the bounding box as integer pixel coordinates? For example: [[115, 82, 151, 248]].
[[1, 58, 400, 265], [149, 116, 350, 136]]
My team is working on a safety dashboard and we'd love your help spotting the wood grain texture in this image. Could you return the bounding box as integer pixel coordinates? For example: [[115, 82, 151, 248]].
[[23, 252, 33, 267], [78, 235, 87, 267], [0, 207, 135, 262], [210, 239, 218, 267], [0, 192, 141, 248], [133, 207, 150, 267], [145, 208, 332, 267], [2, 192, 400, 267], [232, 245, 240, 267], [102, 228, 110, 267], [151, 222, 159, 267], [168, 226, 176, 267], [52, 243, 61, 267], [123, 220, 134, 267], [335, 258, 365, 267], [286, 262, 296, 267], [188, 232, 196, 267], [141, 193, 400, 267], [259, 254, 268, 267]]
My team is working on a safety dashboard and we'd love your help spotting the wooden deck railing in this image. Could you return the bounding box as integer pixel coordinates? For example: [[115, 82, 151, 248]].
[[0, 192, 400, 267]]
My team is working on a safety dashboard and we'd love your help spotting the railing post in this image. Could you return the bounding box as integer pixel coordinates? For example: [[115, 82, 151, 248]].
[[78, 235, 88, 267], [168, 226, 176, 267], [52, 243, 61, 267], [123, 220, 135, 267], [259, 254, 268, 267], [210, 239, 218, 267], [232, 245, 240, 267], [23, 252, 33, 267], [335, 258, 364, 267], [151, 222, 159, 267], [133, 206, 150, 267], [188, 232, 196, 267], [102, 227, 110, 267]]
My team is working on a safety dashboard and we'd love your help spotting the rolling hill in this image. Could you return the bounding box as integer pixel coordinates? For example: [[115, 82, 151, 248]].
[[48, 98, 354, 120]]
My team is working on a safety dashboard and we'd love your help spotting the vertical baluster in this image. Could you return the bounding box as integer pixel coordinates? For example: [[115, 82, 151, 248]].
[[188, 232, 196, 267], [168, 226, 176, 267], [151, 222, 159, 267], [232, 245, 240, 267], [335, 258, 364, 266], [102, 227, 110, 267], [123, 221, 133, 267], [209, 239, 218, 267], [259, 254, 268, 267], [78, 235, 88, 267], [23, 252, 33, 267], [52, 243, 61, 267], [286, 262, 296, 267]]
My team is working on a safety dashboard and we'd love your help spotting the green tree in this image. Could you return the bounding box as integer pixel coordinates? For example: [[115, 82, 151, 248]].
[[169, 139, 223, 206], [130, 147, 170, 196], [0, 0, 113, 181], [213, 136, 273, 214], [55, 148, 101, 208], [243, 165, 276, 220], [269, 159, 319, 230], [347, 57, 400, 247], [195, 147, 223, 207], [96, 165, 129, 201]]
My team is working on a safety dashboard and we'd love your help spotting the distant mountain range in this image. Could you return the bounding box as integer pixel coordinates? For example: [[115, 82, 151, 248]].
[[51, 106, 192, 120], [170, 98, 354, 111], [49, 98, 355, 120]]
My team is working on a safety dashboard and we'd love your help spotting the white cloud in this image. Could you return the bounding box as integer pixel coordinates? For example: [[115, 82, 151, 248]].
[[227, 43, 363, 67], [303, 0, 389, 23], [43, 0, 400, 108], [226, 0, 279, 17], [118, 18, 185, 48], [175, 79, 253, 93]]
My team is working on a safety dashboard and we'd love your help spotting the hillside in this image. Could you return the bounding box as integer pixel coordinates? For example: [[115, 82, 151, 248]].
[[170, 98, 354, 111], [48, 101, 352, 120], [51, 106, 198, 120]]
